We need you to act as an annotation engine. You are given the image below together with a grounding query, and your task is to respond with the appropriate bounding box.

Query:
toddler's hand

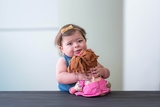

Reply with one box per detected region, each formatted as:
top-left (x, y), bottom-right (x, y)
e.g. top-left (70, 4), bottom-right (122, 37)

top-left (77, 72), bottom-right (92, 80)
top-left (91, 67), bottom-right (104, 78)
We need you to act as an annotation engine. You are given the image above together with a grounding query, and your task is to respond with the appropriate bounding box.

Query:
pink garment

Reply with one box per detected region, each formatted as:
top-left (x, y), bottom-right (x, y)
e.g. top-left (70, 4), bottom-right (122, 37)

top-left (75, 79), bottom-right (110, 97)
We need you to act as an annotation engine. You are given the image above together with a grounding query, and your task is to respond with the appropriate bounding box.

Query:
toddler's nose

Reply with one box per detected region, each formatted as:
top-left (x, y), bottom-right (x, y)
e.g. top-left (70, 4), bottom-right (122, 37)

top-left (74, 42), bottom-right (79, 48)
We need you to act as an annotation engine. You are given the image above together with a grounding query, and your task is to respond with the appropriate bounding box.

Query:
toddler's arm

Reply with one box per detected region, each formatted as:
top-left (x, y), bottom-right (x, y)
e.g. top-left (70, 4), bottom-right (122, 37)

top-left (56, 57), bottom-right (77, 84)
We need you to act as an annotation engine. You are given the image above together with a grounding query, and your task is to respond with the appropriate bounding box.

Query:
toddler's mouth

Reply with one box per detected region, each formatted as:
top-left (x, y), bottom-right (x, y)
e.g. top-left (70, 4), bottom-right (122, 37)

top-left (75, 50), bottom-right (82, 55)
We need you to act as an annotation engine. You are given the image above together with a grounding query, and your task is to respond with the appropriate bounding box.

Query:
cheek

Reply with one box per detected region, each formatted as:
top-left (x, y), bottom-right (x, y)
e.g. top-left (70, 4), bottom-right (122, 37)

top-left (82, 43), bottom-right (87, 48)
top-left (65, 47), bottom-right (73, 52)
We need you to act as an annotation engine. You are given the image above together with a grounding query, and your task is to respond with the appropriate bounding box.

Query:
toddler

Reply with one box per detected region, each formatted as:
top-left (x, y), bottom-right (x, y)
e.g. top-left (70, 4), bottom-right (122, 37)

top-left (54, 24), bottom-right (110, 92)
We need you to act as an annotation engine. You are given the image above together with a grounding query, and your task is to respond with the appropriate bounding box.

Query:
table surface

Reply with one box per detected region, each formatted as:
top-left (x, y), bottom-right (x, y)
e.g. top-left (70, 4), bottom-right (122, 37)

top-left (0, 91), bottom-right (160, 107)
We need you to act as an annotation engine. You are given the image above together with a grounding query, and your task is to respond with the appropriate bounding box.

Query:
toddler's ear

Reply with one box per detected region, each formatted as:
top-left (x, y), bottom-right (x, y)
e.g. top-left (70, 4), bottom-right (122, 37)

top-left (58, 46), bottom-right (64, 53)
top-left (58, 46), bottom-right (62, 50)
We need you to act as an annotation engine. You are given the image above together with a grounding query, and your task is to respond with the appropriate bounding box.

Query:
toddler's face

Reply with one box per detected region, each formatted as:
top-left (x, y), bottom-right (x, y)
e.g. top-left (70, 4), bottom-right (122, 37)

top-left (60, 31), bottom-right (87, 57)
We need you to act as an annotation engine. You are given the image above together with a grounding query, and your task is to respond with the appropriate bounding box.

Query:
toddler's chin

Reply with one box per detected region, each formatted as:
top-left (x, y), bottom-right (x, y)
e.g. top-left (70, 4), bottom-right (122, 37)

top-left (74, 53), bottom-right (80, 56)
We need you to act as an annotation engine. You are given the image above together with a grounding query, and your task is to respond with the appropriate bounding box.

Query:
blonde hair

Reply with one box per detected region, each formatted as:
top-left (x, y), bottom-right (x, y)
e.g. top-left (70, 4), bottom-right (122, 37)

top-left (54, 24), bottom-right (87, 55)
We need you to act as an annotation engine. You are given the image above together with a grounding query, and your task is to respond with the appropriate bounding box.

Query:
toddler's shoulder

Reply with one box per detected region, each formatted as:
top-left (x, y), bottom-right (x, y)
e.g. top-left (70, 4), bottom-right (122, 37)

top-left (57, 57), bottom-right (65, 63)
top-left (56, 57), bottom-right (67, 69)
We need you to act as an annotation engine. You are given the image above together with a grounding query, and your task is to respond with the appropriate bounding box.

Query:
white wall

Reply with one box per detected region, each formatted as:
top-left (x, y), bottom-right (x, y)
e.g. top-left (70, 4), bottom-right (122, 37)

top-left (0, 0), bottom-right (59, 91)
top-left (0, 0), bottom-right (123, 91)
top-left (123, 0), bottom-right (160, 90)
top-left (3, 0), bottom-right (159, 91)
top-left (58, 0), bottom-right (123, 90)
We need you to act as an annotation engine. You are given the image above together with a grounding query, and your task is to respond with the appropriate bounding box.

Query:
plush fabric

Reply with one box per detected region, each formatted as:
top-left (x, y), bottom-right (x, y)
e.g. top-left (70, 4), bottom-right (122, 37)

top-left (75, 79), bottom-right (110, 97)
top-left (68, 49), bottom-right (98, 75)
top-left (67, 49), bottom-right (110, 97)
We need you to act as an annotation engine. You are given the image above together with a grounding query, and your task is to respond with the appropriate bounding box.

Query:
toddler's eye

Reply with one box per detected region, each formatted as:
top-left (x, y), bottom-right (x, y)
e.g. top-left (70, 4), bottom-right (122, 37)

top-left (78, 40), bottom-right (83, 43)
top-left (67, 43), bottom-right (72, 45)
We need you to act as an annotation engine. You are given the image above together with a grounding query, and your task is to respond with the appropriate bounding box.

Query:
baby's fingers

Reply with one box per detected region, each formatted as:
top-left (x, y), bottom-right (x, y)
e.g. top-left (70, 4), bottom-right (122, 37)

top-left (91, 70), bottom-right (98, 74)
top-left (84, 74), bottom-right (92, 80)
top-left (92, 73), bottom-right (99, 78)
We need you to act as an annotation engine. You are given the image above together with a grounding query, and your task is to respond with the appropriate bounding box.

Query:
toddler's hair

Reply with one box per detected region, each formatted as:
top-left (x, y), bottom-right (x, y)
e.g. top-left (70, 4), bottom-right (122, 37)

top-left (54, 24), bottom-right (87, 55)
